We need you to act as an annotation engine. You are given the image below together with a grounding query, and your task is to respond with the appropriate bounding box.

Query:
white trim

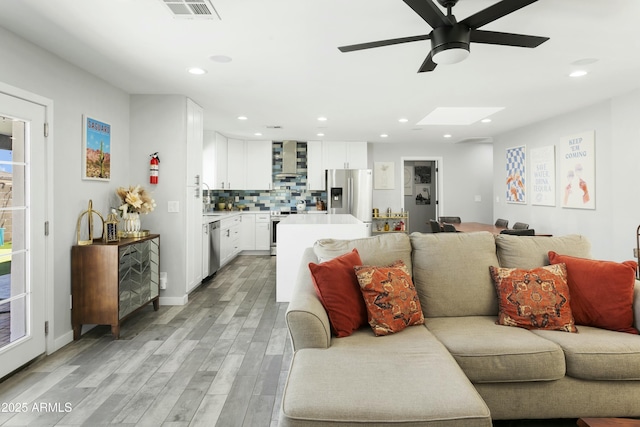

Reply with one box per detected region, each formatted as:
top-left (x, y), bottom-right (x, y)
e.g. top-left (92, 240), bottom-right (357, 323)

top-left (400, 156), bottom-right (444, 217)
top-left (0, 81), bottom-right (55, 356)
top-left (52, 331), bottom-right (73, 353)
top-left (160, 295), bottom-right (189, 306)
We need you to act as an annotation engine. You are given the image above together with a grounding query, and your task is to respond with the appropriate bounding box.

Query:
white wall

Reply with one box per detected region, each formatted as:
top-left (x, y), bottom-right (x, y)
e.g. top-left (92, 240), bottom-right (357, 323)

top-left (493, 94), bottom-right (640, 262)
top-left (130, 95), bottom-right (189, 303)
top-left (0, 27), bottom-right (131, 344)
top-left (370, 142), bottom-right (494, 224)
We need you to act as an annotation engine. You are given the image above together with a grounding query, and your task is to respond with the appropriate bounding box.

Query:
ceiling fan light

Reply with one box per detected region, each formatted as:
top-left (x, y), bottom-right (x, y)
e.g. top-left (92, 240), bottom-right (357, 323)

top-left (432, 44), bottom-right (470, 65)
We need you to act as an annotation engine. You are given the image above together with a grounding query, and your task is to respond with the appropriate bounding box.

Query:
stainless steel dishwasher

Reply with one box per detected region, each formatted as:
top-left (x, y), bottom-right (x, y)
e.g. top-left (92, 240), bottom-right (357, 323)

top-left (209, 221), bottom-right (221, 276)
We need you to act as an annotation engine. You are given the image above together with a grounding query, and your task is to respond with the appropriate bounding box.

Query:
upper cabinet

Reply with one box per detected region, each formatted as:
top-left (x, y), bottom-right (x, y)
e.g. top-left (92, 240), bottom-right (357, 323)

top-left (306, 140), bottom-right (323, 191)
top-left (227, 138), bottom-right (245, 189)
top-left (245, 140), bottom-right (273, 190)
top-left (322, 141), bottom-right (368, 170)
top-left (206, 135), bottom-right (272, 190)
top-left (308, 141), bottom-right (368, 190)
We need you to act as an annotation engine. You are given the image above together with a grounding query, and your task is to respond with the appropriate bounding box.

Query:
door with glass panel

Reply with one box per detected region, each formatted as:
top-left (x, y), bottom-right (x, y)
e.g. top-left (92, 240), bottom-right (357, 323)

top-left (0, 92), bottom-right (46, 378)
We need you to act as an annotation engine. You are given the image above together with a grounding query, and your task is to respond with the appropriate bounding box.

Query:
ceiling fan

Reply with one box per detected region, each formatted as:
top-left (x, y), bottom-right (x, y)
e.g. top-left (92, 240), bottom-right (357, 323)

top-left (338, 0), bottom-right (549, 73)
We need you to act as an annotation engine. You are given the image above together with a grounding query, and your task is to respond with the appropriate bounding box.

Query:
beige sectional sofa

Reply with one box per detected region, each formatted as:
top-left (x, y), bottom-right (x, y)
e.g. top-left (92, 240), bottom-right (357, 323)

top-left (280, 232), bottom-right (640, 426)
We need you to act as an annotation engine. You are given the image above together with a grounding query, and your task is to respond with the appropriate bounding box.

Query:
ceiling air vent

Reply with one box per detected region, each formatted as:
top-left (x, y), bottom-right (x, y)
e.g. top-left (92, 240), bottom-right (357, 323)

top-left (161, 0), bottom-right (221, 19)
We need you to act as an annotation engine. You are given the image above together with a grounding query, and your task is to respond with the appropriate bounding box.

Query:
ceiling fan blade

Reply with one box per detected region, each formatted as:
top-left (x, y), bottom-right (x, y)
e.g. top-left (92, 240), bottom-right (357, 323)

top-left (338, 34), bottom-right (431, 52)
top-left (470, 30), bottom-right (549, 48)
top-left (418, 52), bottom-right (437, 73)
top-left (461, 0), bottom-right (538, 30)
top-left (403, 0), bottom-right (451, 28)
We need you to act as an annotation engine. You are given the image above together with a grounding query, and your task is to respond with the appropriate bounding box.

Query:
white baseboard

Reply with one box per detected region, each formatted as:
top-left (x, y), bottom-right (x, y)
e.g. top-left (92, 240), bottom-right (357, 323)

top-left (160, 295), bottom-right (188, 306)
top-left (50, 330), bottom-right (74, 354)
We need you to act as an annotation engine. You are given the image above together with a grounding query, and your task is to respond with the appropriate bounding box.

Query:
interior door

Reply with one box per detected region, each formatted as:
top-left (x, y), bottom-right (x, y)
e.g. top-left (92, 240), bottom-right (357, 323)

top-left (0, 92), bottom-right (46, 378)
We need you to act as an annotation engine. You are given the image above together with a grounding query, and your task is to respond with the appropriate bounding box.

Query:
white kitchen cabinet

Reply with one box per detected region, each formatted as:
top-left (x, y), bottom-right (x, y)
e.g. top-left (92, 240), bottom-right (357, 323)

top-left (306, 140), bottom-right (324, 190)
top-left (202, 131), bottom-right (216, 189)
top-left (240, 212), bottom-right (270, 252)
top-left (322, 141), bottom-right (368, 170)
top-left (185, 99), bottom-right (204, 294)
top-left (346, 141), bottom-right (368, 169)
top-left (255, 213), bottom-right (270, 250)
top-left (220, 215), bottom-right (241, 267)
top-left (310, 141), bottom-right (368, 190)
top-left (240, 213), bottom-right (256, 251)
top-left (202, 222), bottom-right (210, 279)
top-left (227, 138), bottom-right (245, 190)
top-left (245, 140), bottom-right (273, 190)
top-left (213, 132), bottom-right (229, 190)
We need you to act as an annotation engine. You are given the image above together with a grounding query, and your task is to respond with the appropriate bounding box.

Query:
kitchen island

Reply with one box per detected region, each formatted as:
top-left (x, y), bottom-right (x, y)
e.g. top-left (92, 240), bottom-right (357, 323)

top-left (276, 214), bottom-right (369, 302)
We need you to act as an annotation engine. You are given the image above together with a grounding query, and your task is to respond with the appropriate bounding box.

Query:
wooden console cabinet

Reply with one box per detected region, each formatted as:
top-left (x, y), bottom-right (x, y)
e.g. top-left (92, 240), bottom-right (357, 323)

top-left (71, 234), bottom-right (160, 339)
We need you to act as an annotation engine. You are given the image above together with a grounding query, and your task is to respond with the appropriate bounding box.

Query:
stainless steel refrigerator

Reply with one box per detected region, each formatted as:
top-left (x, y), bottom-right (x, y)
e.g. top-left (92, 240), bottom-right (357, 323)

top-left (325, 169), bottom-right (373, 233)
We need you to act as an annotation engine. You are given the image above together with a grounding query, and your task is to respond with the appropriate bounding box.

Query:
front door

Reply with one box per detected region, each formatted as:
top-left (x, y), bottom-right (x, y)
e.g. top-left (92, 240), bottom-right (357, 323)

top-left (0, 92), bottom-right (46, 378)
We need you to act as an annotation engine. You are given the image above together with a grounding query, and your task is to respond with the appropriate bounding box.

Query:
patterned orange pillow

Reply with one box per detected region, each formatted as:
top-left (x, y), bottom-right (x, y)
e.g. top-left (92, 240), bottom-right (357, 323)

top-left (354, 260), bottom-right (424, 336)
top-left (489, 264), bottom-right (578, 333)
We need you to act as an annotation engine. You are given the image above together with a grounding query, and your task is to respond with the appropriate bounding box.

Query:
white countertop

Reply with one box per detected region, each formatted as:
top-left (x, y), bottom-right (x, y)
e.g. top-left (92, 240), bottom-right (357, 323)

top-left (276, 213), bottom-right (370, 302)
top-left (280, 213), bottom-right (361, 225)
top-left (202, 211), bottom-right (242, 223)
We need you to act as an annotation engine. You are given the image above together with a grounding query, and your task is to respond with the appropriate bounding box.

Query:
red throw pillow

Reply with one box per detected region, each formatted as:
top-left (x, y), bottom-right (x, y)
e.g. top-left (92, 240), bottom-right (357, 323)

top-left (489, 264), bottom-right (577, 333)
top-left (548, 251), bottom-right (638, 334)
top-left (354, 260), bottom-right (424, 336)
top-left (308, 249), bottom-right (368, 337)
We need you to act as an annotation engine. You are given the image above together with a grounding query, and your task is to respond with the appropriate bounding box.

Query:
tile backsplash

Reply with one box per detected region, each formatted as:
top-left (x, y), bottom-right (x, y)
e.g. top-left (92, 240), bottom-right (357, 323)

top-left (208, 141), bottom-right (326, 212)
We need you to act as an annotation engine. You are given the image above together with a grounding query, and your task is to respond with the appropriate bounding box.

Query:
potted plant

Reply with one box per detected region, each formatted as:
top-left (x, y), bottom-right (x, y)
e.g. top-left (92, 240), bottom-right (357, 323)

top-left (217, 197), bottom-right (227, 211)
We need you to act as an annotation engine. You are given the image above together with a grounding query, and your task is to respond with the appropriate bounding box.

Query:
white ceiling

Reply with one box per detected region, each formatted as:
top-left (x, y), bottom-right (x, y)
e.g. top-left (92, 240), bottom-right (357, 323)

top-left (1, 0), bottom-right (639, 144)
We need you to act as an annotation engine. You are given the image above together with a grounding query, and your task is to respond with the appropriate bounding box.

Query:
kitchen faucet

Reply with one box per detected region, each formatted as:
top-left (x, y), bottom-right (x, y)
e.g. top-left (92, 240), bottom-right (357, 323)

top-left (202, 182), bottom-right (211, 207)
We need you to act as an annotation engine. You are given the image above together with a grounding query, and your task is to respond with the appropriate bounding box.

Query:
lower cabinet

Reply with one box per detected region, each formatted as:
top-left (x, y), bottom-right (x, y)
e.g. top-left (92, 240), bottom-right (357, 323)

top-left (71, 235), bottom-right (160, 340)
top-left (220, 215), bottom-right (241, 267)
top-left (255, 213), bottom-right (270, 250)
top-left (241, 212), bottom-right (271, 252)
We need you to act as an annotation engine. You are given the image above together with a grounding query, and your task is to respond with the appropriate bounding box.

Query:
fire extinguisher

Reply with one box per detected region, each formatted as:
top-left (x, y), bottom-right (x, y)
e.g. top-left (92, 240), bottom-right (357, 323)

top-left (150, 152), bottom-right (160, 184)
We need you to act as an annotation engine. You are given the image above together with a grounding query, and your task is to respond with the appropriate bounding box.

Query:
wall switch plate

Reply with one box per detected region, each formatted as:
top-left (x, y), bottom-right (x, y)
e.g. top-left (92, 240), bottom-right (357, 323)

top-left (168, 201), bottom-right (179, 212)
top-left (634, 248), bottom-right (638, 258)
top-left (474, 195), bottom-right (482, 202)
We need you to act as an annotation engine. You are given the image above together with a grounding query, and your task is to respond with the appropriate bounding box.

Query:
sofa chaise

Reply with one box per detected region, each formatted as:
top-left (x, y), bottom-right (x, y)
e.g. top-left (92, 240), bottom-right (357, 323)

top-left (279, 231), bottom-right (640, 426)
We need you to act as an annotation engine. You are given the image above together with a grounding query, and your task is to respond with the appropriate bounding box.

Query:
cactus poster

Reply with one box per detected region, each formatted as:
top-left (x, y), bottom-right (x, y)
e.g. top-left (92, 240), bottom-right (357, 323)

top-left (82, 115), bottom-right (111, 181)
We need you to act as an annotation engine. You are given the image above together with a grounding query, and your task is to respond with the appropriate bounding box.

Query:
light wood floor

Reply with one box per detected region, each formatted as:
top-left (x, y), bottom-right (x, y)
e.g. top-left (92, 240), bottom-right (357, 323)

top-left (0, 255), bottom-right (290, 426)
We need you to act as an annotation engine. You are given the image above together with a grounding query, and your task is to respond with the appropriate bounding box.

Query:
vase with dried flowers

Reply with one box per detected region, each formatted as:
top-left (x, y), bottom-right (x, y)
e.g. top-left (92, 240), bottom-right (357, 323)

top-left (115, 185), bottom-right (156, 236)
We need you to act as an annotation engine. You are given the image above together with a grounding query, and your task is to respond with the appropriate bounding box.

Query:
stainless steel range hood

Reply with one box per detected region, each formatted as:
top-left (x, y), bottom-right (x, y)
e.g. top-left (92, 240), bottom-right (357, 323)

top-left (274, 140), bottom-right (300, 178)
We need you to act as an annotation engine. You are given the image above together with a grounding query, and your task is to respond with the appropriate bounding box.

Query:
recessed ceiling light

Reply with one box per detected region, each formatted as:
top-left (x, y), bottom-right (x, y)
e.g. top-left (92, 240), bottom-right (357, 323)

top-left (254, 132), bottom-right (262, 136)
top-left (210, 55), bottom-right (232, 63)
top-left (237, 116), bottom-right (248, 120)
top-left (443, 134), bottom-right (452, 138)
top-left (317, 133), bottom-right (325, 137)
top-left (569, 70), bottom-right (588, 78)
top-left (317, 117), bottom-right (327, 122)
top-left (481, 118), bottom-right (492, 123)
top-left (187, 67), bottom-right (207, 75)
top-left (380, 134), bottom-right (389, 138)
top-left (398, 118), bottom-right (409, 123)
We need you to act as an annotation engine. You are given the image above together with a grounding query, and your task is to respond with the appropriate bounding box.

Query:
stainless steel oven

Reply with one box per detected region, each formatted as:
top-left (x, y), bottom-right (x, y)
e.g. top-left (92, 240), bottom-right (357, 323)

top-left (270, 211), bottom-right (294, 255)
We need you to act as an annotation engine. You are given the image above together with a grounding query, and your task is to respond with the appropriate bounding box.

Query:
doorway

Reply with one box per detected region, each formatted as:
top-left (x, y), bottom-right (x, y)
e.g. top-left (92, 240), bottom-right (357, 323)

top-left (402, 159), bottom-right (441, 233)
top-left (0, 91), bottom-right (47, 378)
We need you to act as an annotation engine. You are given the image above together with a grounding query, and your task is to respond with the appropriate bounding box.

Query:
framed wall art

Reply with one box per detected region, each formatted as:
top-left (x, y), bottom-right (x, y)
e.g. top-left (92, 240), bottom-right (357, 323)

top-left (530, 145), bottom-right (556, 206)
top-left (374, 161), bottom-right (394, 189)
top-left (505, 145), bottom-right (526, 204)
top-left (560, 130), bottom-right (595, 209)
top-left (82, 115), bottom-right (111, 181)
